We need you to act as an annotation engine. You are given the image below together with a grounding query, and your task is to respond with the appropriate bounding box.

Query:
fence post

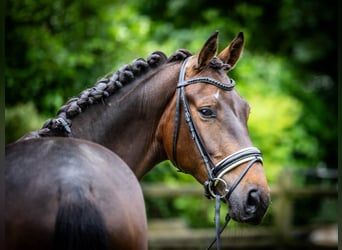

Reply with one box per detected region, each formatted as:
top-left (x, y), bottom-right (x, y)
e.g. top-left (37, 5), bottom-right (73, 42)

top-left (273, 169), bottom-right (293, 244)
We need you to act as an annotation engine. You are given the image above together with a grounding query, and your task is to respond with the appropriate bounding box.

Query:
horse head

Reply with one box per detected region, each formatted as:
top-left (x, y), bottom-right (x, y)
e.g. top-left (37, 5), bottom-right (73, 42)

top-left (158, 32), bottom-right (270, 224)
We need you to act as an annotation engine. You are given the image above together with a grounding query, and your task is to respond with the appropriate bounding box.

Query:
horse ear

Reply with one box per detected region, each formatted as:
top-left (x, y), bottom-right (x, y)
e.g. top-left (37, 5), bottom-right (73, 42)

top-left (217, 32), bottom-right (244, 70)
top-left (197, 31), bottom-right (219, 68)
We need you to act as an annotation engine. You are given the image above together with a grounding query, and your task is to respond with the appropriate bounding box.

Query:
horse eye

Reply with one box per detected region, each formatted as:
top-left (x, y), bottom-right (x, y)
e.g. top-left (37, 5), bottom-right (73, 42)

top-left (198, 107), bottom-right (217, 119)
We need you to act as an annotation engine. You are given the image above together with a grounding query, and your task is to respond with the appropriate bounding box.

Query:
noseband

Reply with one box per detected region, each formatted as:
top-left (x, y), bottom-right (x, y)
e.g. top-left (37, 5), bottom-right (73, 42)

top-left (172, 57), bottom-right (263, 249)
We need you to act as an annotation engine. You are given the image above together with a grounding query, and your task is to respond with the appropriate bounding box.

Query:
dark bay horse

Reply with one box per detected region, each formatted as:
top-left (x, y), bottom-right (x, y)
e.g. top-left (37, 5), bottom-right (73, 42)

top-left (6, 138), bottom-right (147, 250)
top-left (7, 31), bottom-right (270, 249)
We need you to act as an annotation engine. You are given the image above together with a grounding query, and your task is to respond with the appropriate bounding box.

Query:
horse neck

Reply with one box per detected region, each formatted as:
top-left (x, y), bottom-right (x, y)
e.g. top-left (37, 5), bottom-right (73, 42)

top-left (70, 62), bottom-right (180, 179)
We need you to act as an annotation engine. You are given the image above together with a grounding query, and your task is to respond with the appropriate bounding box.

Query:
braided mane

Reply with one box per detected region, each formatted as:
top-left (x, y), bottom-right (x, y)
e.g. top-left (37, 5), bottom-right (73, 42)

top-left (38, 49), bottom-right (192, 137)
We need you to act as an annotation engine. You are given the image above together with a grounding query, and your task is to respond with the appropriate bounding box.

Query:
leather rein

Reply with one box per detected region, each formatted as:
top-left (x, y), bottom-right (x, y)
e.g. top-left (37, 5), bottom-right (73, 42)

top-left (172, 57), bottom-right (263, 249)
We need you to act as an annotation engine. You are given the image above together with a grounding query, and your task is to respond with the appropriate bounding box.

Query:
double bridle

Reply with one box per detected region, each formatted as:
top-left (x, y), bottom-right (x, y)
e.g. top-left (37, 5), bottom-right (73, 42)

top-left (172, 57), bottom-right (263, 249)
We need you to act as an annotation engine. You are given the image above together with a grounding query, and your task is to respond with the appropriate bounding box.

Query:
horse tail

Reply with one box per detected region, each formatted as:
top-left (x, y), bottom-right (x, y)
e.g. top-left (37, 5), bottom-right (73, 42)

top-left (54, 189), bottom-right (109, 250)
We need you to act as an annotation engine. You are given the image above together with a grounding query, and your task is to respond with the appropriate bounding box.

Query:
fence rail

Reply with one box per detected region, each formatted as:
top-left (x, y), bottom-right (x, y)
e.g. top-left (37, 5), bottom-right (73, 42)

top-left (142, 169), bottom-right (338, 249)
top-left (142, 183), bottom-right (337, 198)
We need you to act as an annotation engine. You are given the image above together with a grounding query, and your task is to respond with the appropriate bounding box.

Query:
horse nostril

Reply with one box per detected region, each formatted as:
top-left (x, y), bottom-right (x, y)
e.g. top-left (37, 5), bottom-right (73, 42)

top-left (246, 189), bottom-right (261, 214)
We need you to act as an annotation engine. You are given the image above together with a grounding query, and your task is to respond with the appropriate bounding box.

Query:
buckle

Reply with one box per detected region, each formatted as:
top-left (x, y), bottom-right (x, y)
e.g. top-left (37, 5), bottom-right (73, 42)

top-left (204, 178), bottom-right (229, 199)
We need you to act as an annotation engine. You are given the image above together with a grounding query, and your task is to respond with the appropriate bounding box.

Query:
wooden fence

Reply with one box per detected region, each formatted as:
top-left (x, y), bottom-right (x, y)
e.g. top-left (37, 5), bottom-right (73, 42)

top-left (142, 169), bottom-right (338, 250)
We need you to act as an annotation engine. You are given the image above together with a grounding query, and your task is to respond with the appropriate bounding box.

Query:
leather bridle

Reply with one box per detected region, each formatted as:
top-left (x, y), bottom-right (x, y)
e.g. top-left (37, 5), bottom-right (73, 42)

top-left (172, 57), bottom-right (263, 249)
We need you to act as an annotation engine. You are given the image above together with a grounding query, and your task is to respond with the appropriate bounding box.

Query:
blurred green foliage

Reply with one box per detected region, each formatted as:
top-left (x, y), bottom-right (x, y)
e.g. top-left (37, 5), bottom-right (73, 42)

top-left (5, 103), bottom-right (47, 143)
top-left (5, 0), bottom-right (337, 227)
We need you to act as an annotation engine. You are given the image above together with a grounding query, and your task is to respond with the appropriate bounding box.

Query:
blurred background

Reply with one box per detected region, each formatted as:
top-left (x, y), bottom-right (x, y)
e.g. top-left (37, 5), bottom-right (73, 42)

top-left (5, 0), bottom-right (338, 249)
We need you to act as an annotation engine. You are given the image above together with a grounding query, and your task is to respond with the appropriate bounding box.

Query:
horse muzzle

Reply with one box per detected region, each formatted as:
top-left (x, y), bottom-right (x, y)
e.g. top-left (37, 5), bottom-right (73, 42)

top-left (226, 184), bottom-right (270, 224)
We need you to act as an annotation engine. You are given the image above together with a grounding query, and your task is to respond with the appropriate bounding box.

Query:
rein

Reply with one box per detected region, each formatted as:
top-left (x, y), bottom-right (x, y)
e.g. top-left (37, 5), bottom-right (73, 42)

top-left (172, 57), bottom-right (263, 249)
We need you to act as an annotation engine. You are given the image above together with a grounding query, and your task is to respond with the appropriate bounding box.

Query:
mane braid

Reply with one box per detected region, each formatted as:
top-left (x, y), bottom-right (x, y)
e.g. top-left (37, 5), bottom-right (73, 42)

top-left (38, 49), bottom-right (192, 137)
top-left (209, 57), bottom-right (231, 71)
